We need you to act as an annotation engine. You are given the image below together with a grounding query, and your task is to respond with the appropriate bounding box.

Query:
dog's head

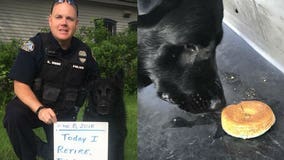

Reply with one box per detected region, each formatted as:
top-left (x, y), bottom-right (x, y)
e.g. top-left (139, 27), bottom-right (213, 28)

top-left (138, 0), bottom-right (225, 113)
top-left (88, 69), bottom-right (124, 115)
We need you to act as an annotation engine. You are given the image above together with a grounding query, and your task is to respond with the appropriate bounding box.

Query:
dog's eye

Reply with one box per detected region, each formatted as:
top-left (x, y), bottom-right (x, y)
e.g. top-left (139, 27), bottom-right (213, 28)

top-left (171, 52), bottom-right (177, 58)
top-left (184, 43), bottom-right (199, 52)
top-left (167, 46), bottom-right (183, 59)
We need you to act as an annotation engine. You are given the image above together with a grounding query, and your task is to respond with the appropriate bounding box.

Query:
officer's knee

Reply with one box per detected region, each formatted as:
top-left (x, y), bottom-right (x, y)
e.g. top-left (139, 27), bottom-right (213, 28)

top-left (4, 99), bottom-right (34, 128)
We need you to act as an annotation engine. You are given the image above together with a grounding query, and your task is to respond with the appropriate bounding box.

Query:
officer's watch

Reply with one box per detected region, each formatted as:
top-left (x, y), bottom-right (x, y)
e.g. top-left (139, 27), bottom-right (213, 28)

top-left (35, 106), bottom-right (45, 115)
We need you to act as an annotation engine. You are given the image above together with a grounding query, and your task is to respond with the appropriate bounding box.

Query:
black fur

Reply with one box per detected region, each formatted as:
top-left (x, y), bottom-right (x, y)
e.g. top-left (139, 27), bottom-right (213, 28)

top-left (138, 0), bottom-right (226, 113)
top-left (83, 69), bottom-right (127, 160)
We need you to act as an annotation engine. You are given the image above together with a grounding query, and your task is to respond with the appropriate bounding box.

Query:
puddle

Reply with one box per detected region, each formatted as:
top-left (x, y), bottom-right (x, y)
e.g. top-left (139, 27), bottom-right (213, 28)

top-left (244, 88), bottom-right (257, 99)
top-left (222, 72), bottom-right (241, 84)
top-left (259, 73), bottom-right (270, 83)
top-left (221, 72), bottom-right (243, 93)
top-left (162, 116), bottom-right (215, 129)
top-left (162, 117), bottom-right (194, 128)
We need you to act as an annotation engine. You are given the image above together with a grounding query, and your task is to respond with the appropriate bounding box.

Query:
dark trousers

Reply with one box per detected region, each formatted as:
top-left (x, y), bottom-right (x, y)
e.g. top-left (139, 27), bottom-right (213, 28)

top-left (3, 97), bottom-right (77, 160)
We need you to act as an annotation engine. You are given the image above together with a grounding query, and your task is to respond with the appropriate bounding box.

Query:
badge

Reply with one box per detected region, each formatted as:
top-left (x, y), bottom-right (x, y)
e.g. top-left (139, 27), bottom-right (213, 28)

top-left (21, 40), bottom-right (34, 52)
top-left (78, 50), bottom-right (87, 63)
top-left (79, 57), bottom-right (86, 63)
top-left (79, 50), bottom-right (87, 57)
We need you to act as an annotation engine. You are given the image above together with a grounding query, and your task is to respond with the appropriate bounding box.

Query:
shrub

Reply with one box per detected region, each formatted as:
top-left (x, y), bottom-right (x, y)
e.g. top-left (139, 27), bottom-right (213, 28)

top-left (76, 19), bottom-right (137, 94)
top-left (0, 40), bottom-right (19, 106)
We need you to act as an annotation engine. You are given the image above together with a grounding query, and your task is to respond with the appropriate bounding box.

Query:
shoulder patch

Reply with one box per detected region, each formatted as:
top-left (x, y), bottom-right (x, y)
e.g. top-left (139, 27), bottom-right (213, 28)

top-left (21, 40), bottom-right (35, 52)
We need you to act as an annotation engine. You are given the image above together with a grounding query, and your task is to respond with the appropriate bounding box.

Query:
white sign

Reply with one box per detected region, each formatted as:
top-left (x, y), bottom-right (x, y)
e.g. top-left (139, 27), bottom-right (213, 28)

top-left (54, 121), bottom-right (108, 160)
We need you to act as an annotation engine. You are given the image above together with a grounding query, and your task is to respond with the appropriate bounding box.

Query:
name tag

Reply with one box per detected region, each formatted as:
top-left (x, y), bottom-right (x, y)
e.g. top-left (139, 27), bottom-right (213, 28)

top-left (47, 60), bottom-right (61, 66)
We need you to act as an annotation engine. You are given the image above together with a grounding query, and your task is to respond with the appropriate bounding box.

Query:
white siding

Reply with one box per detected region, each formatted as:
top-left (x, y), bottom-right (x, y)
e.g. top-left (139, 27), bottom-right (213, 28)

top-left (0, 0), bottom-right (137, 41)
top-left (0, 0), bottom-right (50, 41)
top-left (78, 0), bottom-right (137, 32)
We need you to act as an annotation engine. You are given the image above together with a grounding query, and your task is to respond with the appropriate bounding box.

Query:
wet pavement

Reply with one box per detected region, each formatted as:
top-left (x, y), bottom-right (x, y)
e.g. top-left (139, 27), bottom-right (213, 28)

top-left (138, 24), bottom-right (284, 160)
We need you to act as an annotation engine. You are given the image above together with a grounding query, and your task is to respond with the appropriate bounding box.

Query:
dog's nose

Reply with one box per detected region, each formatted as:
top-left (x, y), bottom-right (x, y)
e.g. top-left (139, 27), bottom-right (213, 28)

top-left (157, 92), bottom-right (175, 104)
top-left (209, 98), bottom-right (224, 111)
top-left (179, 93), bottom-right (225, 113)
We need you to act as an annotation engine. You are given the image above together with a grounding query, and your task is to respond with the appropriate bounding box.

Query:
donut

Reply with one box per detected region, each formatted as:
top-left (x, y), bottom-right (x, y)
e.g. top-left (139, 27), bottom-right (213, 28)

top-left (221, 101), bottom-right (276, 139)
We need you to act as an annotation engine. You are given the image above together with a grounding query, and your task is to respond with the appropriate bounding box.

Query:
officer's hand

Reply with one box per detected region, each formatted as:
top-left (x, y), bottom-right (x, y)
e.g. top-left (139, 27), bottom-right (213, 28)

top-left (38, 107), bottom-right (57, 124)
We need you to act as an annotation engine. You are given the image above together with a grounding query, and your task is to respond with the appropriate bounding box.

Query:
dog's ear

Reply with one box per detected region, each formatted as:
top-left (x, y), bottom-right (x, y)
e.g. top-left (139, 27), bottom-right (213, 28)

top-left (115, 68), bottom-right (124, 79)
top-left (87, 74), bottom-right (99, 89)
top-left (138, 0), bottom-right (181, 27)
top-left (113, 69), bottom-right (124, 89)
top-left (138, 0), bottom-right (163, 15)
top-left (87, 80), bottom-right (95, 92)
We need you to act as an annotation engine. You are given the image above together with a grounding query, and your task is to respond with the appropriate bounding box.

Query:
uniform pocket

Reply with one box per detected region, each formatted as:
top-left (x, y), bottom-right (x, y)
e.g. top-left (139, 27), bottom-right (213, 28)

top-left (62, 88), bottom-right (78, 107)
top-left (42, 84), bottom-right (61, 103)
top-left (64, 88), bottom-right (78, 102)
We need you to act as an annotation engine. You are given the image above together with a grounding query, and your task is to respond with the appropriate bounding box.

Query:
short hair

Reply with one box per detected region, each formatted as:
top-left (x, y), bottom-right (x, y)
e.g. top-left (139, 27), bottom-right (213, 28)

top-left (50, 0), bottom-right (79, 17)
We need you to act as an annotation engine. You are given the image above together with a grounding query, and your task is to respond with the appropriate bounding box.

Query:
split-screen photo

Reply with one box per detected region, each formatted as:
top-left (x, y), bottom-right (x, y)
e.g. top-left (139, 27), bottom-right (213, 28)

top-left (0, 0), bottom-right (284, 160)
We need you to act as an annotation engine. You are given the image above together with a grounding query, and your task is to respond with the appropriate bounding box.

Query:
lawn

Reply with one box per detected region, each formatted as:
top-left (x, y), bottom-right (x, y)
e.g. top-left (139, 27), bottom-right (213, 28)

top-left (0, 94), bottom-right (137, 160)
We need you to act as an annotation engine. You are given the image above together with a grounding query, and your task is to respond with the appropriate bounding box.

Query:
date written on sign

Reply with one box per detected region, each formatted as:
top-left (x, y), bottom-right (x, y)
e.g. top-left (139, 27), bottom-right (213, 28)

top-left (54, 121), bottom-right (108, 160)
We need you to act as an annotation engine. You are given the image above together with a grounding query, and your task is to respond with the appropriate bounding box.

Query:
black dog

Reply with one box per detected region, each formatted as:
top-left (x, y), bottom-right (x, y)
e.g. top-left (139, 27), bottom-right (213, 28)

top-left (83, 69), bottom-right (127, 160)
top-left (138, 0), bottom-right (226, 113)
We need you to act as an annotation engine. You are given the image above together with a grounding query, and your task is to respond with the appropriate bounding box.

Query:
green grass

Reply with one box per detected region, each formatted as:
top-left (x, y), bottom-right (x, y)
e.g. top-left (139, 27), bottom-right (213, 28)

top-left (0, 94), bottom-right (137, 160)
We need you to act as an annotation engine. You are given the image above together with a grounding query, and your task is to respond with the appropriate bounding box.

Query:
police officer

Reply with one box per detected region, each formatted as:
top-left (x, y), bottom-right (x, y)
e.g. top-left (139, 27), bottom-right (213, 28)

top-left (3, 1), bottom-right (99, 159)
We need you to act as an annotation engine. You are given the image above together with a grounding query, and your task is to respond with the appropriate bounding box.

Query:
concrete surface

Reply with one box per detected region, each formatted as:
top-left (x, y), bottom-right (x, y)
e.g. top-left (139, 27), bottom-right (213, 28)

top-left (223, 0), bottom-right (284, 73)
top-left (138, 24), bottom-right (284, 160)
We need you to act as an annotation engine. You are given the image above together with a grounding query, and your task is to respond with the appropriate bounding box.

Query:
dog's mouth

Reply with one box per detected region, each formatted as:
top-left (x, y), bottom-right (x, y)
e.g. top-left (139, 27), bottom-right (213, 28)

top-left (158, 91), bottom-right (225, 113)
top-left (96, 105), bottom-right (110, 115)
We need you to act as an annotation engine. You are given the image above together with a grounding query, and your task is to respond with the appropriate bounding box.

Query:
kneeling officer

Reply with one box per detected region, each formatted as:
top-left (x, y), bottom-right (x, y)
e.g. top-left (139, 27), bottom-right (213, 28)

top-left (3, 1), bottom-right (99, 160)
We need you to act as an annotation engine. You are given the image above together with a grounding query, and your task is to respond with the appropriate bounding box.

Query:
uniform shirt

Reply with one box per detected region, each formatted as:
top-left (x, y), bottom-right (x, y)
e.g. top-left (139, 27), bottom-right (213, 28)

top-left (9, 32), bottom-right (99, 87)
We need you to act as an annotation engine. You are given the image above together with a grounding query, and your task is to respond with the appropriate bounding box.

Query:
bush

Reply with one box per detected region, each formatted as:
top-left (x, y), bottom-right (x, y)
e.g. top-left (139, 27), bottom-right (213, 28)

top-left (0, 40), bottom-right (19, 106)
top-left (76, 19), bottom-right (137, 94)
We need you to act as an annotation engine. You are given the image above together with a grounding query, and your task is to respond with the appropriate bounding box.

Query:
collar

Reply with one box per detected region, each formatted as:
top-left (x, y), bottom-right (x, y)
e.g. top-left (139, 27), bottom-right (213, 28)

top-left (47, 32), bottom-right (78, 56)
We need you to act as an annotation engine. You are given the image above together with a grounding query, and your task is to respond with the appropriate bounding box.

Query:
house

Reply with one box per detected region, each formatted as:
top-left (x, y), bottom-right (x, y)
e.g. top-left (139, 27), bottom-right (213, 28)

top-left (0, 0), bottom-right (137, 41)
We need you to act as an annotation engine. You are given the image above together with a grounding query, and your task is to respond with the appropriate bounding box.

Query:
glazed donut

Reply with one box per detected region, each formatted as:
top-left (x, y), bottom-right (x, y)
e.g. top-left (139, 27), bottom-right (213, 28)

top-left (221, 101), bottom-right (276, 139)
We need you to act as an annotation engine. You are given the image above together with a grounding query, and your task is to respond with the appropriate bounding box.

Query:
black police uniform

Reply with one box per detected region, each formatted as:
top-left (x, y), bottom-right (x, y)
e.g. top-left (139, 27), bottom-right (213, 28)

top-left (3, 32), bottom-right (99, 160)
